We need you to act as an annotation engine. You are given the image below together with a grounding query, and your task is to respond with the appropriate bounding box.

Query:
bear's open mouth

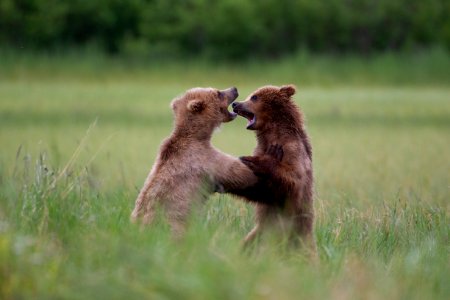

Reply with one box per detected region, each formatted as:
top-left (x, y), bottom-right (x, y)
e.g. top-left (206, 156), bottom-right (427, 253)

top-left (235, 109), bottom-right (255, 129)
top-left (246, 114), bottom-right (256, 129)
top-left (227, 101), bottom-right (238, 120)
top-left (228, 110), bottom-right (238, 120)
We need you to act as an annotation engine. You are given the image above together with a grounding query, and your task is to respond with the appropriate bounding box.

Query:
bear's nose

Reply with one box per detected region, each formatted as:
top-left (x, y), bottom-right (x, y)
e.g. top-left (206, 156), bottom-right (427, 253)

top-left (232, 102), bottom-right (238, 109)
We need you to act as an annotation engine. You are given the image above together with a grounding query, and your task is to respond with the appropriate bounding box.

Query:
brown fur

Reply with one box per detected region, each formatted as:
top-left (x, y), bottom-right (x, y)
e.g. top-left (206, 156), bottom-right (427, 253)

top-left (231, 85), bottom-right (316, 251)
top-left (131, 87), bottom-right (258, 237)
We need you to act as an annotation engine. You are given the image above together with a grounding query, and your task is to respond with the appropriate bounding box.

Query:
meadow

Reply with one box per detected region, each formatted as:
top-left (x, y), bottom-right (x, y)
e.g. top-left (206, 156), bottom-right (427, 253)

top-left (0, 51), bottom-right (449, 299)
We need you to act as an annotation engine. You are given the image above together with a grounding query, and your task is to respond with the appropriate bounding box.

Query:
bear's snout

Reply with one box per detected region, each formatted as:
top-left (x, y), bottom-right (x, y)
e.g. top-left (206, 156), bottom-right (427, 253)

top-left (222, 87), bottom-right (239, 104)
top-left (230, 87), bottom-right (238, 99)
top-left (232, 102), bottom-right (239, 109)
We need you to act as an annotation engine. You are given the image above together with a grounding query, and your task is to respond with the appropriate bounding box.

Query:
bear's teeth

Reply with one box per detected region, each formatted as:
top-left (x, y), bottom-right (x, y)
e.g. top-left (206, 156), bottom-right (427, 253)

top-left (247, 115), bottom-right (256, 127)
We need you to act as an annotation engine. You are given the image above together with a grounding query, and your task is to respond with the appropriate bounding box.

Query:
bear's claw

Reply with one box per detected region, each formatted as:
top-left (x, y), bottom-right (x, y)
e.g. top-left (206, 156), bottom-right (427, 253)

top-left (240, 156), bottom-right (273, 177)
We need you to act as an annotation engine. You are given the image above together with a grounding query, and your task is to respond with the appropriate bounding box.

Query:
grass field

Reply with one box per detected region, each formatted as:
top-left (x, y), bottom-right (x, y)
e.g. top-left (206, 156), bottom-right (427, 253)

top-left (0, 51), bottom-right (449, 299)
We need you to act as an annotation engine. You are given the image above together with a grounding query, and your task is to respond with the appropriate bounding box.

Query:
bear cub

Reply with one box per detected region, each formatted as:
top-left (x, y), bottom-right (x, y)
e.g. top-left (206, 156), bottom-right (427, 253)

top-left (232, 85), bottom-right (315, 251)
top-left (131, 87), bottom-right (258, 236)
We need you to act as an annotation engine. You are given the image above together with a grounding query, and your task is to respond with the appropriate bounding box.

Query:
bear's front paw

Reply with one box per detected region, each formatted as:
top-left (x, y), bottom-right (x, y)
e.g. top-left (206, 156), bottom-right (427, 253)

top-left (240, 156), bottom-right (271, 177)
top-left (239, 156), bottom-right (258, 169)
top-left (214, 182), bottom-right (225, 193)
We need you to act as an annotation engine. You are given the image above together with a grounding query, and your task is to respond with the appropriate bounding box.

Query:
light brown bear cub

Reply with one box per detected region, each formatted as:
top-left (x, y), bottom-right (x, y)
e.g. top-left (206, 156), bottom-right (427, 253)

top-left (232, 85), bottom-right (315, 251)
top-left (131, 87), bottom-right (257, 236)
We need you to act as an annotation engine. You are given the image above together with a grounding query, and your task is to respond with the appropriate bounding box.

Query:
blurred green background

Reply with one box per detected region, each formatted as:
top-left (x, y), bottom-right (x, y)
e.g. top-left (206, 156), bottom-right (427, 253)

top-left (1, 0), bottom-right (449, 59)
top-left (0, 1), bottom-right (449, 299)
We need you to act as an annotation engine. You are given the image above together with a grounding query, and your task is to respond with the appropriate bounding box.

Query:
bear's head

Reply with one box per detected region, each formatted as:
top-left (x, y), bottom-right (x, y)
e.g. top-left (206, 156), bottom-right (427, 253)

top-left (232, 85), bottom-right (298, 131)
top-left (170, 87), bottom-right (238, 138)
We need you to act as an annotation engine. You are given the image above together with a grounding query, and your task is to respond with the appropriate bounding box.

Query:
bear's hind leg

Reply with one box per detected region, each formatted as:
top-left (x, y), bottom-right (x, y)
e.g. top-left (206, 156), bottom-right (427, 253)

top-left (243, 224), bottom-right (261, 246)
top-left (243, 203), bottom-right (274, 246)
top-left (294, 210), bottom-right (317, 257)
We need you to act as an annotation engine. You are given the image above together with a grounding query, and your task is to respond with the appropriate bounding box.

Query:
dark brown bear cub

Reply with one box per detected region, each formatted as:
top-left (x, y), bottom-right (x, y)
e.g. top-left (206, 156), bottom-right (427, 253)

top-left (232, 85), bottom-right (315, 251)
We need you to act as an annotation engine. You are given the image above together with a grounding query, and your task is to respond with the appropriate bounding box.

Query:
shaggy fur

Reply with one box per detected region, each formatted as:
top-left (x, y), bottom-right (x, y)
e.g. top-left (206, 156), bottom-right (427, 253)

top-left (131, 87), bottom-right (258, 236)
top-left (231, 85), bottom-right (316, 250)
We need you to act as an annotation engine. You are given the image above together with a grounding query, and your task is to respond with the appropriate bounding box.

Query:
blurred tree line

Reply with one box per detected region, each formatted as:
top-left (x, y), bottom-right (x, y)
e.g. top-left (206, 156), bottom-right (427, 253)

top-left (0, 0), bottom-right (449, 60)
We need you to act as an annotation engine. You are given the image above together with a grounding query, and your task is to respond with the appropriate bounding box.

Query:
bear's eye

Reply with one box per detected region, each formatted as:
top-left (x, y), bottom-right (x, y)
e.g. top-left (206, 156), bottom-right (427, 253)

top-left (217, 91), bottom-right (224, 99)
top-left (251, 95), bottom-right (258, 101)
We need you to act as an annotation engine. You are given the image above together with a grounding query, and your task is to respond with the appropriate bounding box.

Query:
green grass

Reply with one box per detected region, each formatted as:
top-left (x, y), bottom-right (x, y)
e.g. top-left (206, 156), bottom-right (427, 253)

top-left (0, 52), bottom-right (449, 299)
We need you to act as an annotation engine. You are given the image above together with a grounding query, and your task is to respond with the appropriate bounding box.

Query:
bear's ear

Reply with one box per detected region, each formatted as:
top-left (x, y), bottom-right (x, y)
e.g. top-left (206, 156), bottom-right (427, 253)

top-left (187, 99), bottom-right (206, 113)
top-left (280, 85), bottom-right (296, 97)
